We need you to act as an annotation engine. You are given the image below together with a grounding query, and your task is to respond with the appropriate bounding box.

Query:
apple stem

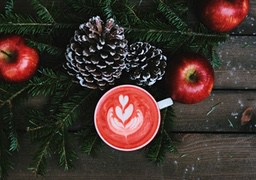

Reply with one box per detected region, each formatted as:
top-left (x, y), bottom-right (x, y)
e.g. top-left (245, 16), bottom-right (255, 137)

top-left (0, 49), bottom-right (12, 58)
top-left (189, 72), bottom-right (198, 83)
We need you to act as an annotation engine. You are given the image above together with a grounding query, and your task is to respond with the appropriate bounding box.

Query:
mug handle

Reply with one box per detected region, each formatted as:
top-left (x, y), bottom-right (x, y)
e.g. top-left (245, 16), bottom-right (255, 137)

top-left (157, 98), bottom-right (173, 110)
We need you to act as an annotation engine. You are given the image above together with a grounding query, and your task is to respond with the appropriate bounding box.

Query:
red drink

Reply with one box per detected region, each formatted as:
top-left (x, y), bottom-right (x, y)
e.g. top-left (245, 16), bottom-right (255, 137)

top-left (94, 85), bottom-right (161, 151)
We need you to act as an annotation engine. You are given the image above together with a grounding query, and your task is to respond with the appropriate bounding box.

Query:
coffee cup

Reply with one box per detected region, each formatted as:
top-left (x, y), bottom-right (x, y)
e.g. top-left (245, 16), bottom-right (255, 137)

top-left (94, 84), bottom-right (173, 151)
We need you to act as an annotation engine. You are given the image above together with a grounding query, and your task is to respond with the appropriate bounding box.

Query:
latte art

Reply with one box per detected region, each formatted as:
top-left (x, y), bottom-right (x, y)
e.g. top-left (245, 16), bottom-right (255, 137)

top-left (94, 85), bottom-right (161, 151)
top-left (107, 95), bottom-right (144, 137)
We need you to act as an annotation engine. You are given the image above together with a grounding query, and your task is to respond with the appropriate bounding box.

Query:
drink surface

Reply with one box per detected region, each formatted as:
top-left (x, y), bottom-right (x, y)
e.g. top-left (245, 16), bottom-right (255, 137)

top-left (94, 85), bottom-right (160, 151)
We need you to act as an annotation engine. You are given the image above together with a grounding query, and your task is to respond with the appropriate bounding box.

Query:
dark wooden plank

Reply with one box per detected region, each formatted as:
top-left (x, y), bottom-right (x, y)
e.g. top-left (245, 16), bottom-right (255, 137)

top-left (7, 133), bottom-right (256, 180)
top-left (215, 36), bottom-right (256, 89)
top-left (167, 133), bottom-right (256, 180)
top-left (173, 90), bottom-right (256, 132)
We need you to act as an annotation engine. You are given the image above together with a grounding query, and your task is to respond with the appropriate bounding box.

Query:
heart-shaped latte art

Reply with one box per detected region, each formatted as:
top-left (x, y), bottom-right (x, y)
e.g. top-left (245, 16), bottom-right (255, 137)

top-left (106, 94), bottom-right (144, 137)
top-left (119, 95), bottom-right (129, 108)
top-left (115, 104), bottom-right (133, 123)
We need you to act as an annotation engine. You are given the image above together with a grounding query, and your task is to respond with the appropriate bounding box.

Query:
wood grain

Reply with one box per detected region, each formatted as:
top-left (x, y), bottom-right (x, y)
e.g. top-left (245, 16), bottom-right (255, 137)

top-left (173, 90), bottom-right (256, 132)
top-left (215, 36), bottom-right (256, 90)
top-left (7, 133), bottom-right (256, 180)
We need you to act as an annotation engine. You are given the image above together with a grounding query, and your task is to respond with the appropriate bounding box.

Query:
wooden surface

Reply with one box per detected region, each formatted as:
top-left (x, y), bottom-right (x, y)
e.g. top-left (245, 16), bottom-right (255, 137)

top-left (6, 0), bottom-right (256, 179)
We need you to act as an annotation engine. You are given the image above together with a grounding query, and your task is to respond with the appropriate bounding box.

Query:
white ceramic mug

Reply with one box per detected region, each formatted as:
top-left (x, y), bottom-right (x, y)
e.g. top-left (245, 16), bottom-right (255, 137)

top-left (94, 84), bottom-right (173, 151)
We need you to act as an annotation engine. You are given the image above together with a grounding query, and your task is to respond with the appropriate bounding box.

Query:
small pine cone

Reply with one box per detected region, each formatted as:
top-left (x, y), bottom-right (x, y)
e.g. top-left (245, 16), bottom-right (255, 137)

top-left (64, 16), bottom-right (128, 90)
top-left (126, 42), bottom-right (167, 86)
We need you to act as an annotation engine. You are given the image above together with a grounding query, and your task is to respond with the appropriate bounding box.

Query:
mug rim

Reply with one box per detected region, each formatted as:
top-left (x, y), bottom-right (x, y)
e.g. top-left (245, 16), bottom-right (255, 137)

top-left (94, 84), bottom-right (161, 151)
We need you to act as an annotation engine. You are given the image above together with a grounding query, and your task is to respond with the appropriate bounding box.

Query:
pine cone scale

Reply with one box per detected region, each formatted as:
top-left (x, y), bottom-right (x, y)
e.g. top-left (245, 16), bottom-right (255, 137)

top-left (126, 42), bottom-right (167, 86)
top-left (64, 16), bottom-right (128, 90)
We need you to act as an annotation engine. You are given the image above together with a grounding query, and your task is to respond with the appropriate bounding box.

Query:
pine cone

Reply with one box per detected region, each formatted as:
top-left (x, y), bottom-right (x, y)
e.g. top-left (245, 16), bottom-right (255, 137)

top-left (126, 42), bottom-right (167, 86)
top-left (64, 16), bottom-right (128, 90)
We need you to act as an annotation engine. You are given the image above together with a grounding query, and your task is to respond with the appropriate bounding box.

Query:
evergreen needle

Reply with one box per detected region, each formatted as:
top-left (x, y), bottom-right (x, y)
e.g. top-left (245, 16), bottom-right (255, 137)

top-left (0, 85), bottom-right (31, 109)
top-left (206, 102), bottom-right (223, 116)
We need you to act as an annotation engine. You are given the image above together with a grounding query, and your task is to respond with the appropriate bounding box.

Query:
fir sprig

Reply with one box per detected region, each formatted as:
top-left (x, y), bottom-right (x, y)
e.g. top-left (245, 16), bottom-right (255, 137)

top-left (57, 130), bottom-right (78, 170)
top-left (4, 0), bottom-right (14, 15)
top-left (65, 0), bottom-right (100, 16)
top-left (100, 0), bottom-right (115, 20)
top-left (2, 107), bottom-right (19, 152)
top-left (28, 68), bottom-right (71, 97)
top-left (146, 107), bottom-right (176, 164)
top-left (26, 39), bottom-right (63, 56)
top-left (77, 128), bottom-right (103, 156)
top-left (0, 130), bottom-right (13, 180)
top-left (125, 22), bottom-right (228, 46)
top-left (158, 1), bottom-right (189, 31)
top-left (27, 89), bottom-right (101, 175)
top-left (0, 14), bottom-right (52, 35)
top-left (30, 0), bottom-right (55, 23)
top-left (28, 132), bottom-right (55, 175)
top-left (0, 82), bottom-right (31, 179)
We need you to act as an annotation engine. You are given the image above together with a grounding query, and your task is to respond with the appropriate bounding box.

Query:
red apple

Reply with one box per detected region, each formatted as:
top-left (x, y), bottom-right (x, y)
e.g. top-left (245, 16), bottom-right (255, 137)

top-left (166, 52), bottom-right (214, 104)
top-left (198, 0), bottom-right (249, 32)
top-left (0, 35), bottom-right (39, 82)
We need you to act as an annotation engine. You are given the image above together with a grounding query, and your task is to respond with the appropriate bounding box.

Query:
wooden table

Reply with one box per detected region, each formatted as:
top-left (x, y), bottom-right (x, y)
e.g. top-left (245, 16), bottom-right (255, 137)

top-left (7, 1), bottom-right (256, 179)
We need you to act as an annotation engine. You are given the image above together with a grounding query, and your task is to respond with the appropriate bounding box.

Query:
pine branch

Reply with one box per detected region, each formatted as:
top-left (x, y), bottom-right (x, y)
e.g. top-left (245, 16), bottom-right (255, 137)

top-left (100, 0), bottom-right (115, 20)
top-left (29, 133), bottom-right (55, 176)
top-left (55, 90), bottom-right (96, 128)
top-left (0, 13), bottom-right (76, 36)
top-left (0, 84), bottom-right (30, 110)
top-left (126, 25), bottom-right (228, 43)
top-left (2, 104), bottom-right (19, 152)
top-left (28, 68), bottom-right (71, 97)
top-left (27, 88), bottom-right (100, 175)
top-left (0, 130), bottom-right (13, 180)
top-left (211, 47), bottom-right (222, 68)
top-left (27, 110), bottom-right (56, 141)
top-left (26, 39), bottom-right (63, 56)
top-left (146, 107), bottom-right (176, 164)
top-left (4, 0), bottom-right (14, 15)
top-left (28, 114), bottom-right (77, 172)
top-left (78, 128), bottom-right (103, 156)
top-left (30, 0), bottom-right (55, 23)
top-left (111, 0), bottom-right (141, 25)
top-left (57, 130), bottom-right (77, 170)
top-left (0, 14), bottom-right (51, 35)
top-left (65, 0), bottom-right (101, 15)
top-left (158, 1), bottom-right (189, 31)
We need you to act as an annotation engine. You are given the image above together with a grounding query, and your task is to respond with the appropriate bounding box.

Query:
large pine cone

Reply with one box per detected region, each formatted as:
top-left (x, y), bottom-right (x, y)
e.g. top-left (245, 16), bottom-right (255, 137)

top-left (64, 16), bottom-right (128, 90)
top-left (126, 42), bottom-right (167, 86)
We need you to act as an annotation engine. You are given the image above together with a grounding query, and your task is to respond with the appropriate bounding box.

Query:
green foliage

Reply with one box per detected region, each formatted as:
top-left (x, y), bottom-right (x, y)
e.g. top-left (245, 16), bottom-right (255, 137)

top-left (28, 68), bottom-right (71, 96)
top-left (2, 108), bottom-right (19, 152)
top-left (27, 88), bottom-right (101, 175)
top-left (111, 0), bottom-right (140, 25)
top-left (65, 0), bottom-right (101, 16)
top-left (4, 0), bottom-right (14, 15)
top-left (100, 0), bottom-right (115, 20)
top-left (0, 130), bottom-right (13, 180)
top-left (211, 47), bottom-right (222, 68)
top-left (26, 39), bottom-right (63, 56)
top-left (146, 107), bottom-right (177, 164)
top-left (158, 1), bottom-right (189, 31)
top-left (0, 0), bottom-right (229, 177)
top-left (30, 0), bottom-right (55, 23)
top-left (0, 14), bottom-right (50, 35)
top-left (77, 128), bottom-right (103, 156)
